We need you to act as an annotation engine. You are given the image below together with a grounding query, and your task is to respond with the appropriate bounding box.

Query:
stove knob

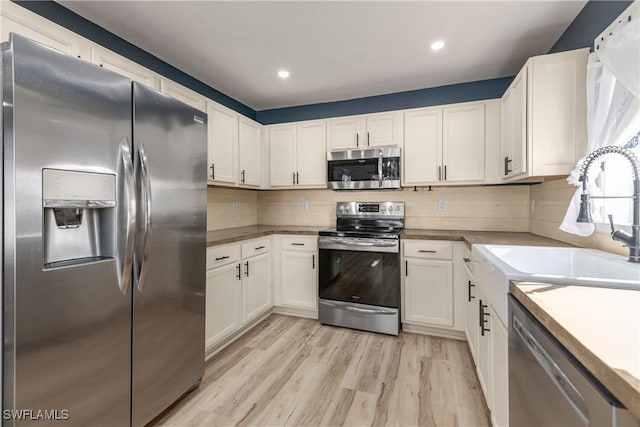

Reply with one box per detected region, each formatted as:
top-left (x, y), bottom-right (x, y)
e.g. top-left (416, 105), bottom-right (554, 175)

top-left (394, 205), bottom-right (400, 212)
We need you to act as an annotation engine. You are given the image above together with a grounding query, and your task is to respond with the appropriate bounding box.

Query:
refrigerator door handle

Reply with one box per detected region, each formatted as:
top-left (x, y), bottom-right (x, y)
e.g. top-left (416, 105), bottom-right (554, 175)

top-left (136, 141), bottom-right (153, 292)
top-left (118, 138), bottom-right (136, 296)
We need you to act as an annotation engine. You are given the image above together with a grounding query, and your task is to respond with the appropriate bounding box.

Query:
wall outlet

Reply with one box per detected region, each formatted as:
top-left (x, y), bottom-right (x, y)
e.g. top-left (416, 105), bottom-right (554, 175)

top-left (301, 199), bottom-right (309, 211)
top-left (232, 200), bottom-right (239, 212)
top-left (530, 199), bottom-right (535, 214)
top-left (438, 200), bottom-right (447, 212)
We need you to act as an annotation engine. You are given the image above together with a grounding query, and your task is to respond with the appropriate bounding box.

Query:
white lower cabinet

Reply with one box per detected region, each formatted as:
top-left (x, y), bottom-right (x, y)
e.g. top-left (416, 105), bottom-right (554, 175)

top-left (402, 240), bottom-right (466, 333)
top-left (404, 259), bottom-right (454, 327)
top-left (476, 294), bottom-right (493, 407)
top-left (277, 236), bottom-right (318, 311)
top-left (205, 262), bottom-right (242, 349)
top-left (463, 247), bottom-right (479, 361)
top-left (205, 239), bottom-right (272, 352)
top-left (242, 252), bottom-right (271, 323)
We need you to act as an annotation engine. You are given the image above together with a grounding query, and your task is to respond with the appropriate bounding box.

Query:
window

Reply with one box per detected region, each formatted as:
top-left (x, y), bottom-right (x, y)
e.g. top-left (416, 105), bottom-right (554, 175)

top-left (598, 130), bottom-right (640, 230)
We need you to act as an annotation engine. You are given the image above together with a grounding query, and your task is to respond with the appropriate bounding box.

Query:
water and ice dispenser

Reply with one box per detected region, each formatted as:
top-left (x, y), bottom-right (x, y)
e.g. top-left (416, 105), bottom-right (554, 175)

top-left (42, 169), bottom-right (117, 268)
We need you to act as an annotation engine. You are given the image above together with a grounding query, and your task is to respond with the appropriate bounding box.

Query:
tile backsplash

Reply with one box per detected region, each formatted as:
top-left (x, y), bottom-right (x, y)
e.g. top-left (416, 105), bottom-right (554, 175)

top-left (529, 179), bottom-right (627, 256)
top-left (207, 187), bottom-right (258, 230)
top-left (258, 186), bottom-right (530, 231)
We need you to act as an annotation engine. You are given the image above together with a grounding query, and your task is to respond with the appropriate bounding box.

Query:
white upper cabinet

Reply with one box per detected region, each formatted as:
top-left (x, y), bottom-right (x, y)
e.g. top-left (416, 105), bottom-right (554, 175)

top-left (207, 102), bottom-right (238, 185)
top-left (442, 103), bottom-right (486, 183)
top-left (90, 45), bottom-right (159, 90)
top-left (269, 121), bottom-right (326, 188)
top-left (269, 124), bottom-right (298, 187)
top-left (328, 116), bottom-right (361, 150)
top-left (296, 121), bottom-right (327, 186)
top-left (364, 111), bottom-right (403, 147)
top-left (160, 79), bottom-right (206, 111)
top-left (403, 101), bottom-right (488, 186)
top-left (403, 108), bottom-right (442, 185)
top-left (0, 1), bottom-right (90, 59)
top-left (501, 48), bottom-right (589, 181)
top-left (238, 117), bottom-right (262, 187)
top-left (328, 111), bottom-right (402, 150)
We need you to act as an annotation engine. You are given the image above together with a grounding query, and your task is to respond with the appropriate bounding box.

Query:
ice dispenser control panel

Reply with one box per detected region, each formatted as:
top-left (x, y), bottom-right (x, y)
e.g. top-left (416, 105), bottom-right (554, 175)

top-left (42, 169), bottom-right (117, 268)
top-left (43, 169), bottom-right (116, 207)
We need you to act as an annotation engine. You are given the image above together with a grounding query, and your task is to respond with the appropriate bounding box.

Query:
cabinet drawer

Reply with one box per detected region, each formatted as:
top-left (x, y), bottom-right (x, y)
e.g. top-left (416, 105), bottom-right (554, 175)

top-left (241, 238), bottom-right (270, 259)
top-left (404, 240), bottom-right (453, 260)
top-left (281, 236), bottom-right (318, 251)
top-left (206, 244), bottom-right (241, 270)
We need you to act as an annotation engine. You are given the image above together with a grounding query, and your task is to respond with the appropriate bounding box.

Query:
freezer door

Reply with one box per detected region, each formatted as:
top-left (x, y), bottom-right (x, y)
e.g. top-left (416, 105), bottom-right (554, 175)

top-left (2, 35), bottom-right (132, 426)
top-left (131, 83), bottom-right (207, 427)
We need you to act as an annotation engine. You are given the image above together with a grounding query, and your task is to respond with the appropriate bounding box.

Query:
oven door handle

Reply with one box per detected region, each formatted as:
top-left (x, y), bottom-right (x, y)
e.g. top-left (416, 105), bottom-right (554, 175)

top-left (343, 305), bottom-right (397, 315)
top-left (330, 239), bottom-right (396, 247)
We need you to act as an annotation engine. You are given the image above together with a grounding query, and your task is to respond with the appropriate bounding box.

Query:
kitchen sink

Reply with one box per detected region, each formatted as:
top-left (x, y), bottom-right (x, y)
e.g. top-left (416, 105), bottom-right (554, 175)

top-left (476, 245), bottom-right (640, 290)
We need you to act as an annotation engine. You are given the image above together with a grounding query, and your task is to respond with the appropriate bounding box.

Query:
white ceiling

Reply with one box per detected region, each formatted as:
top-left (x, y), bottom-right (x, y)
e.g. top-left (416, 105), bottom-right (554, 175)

top-left (59, 1), bottom-right (587, 111)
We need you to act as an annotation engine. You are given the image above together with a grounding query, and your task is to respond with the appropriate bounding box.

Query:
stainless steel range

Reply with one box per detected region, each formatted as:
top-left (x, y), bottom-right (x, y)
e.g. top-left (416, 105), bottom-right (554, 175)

top-left (318, 202), bottom-right (404, 335)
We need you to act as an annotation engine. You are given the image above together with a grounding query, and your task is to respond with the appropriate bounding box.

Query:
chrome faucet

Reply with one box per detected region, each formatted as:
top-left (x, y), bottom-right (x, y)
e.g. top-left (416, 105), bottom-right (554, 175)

top-left (576, 146), bottom-right (640, 263)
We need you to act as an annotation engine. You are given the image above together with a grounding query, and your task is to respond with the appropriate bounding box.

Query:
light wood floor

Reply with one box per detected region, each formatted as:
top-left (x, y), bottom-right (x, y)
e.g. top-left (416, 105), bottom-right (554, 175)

top-left (151, 314), bottom-right (491, 427)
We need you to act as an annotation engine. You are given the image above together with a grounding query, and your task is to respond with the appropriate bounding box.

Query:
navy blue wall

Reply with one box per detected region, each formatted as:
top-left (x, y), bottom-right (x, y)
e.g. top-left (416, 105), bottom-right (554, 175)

top-left (549, 0), bottom-right (633, 53)
top-left (256, 77), bottom-right (514, 125)
top-left (13, 1), bottom-right (256, 120)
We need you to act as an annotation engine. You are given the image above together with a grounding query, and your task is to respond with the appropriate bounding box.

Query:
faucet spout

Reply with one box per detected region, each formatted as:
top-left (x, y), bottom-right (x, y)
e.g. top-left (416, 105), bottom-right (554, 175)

top-left (577, 146), bottom-right (640, 263)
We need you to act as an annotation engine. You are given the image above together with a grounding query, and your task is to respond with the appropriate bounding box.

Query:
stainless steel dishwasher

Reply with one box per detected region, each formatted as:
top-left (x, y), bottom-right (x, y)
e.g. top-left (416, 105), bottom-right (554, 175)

top-left (508, 295), bottom-right (638, 427)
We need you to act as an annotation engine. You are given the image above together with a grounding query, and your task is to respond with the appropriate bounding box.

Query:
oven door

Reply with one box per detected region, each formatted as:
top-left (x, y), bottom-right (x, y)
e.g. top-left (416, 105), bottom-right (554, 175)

top-left (318, 238), bottom-right (399, 308)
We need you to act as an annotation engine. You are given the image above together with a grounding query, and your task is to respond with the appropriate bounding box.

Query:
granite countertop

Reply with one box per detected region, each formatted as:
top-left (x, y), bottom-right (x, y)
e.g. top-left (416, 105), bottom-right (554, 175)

top-left (402, 229), bottom-right (570, 249)
top-left (511, 281), bottom-right (640, 420)
top-left (207, 226), bottom-right (571, 247)
top-left (207, 225), bottom-right (326, 246)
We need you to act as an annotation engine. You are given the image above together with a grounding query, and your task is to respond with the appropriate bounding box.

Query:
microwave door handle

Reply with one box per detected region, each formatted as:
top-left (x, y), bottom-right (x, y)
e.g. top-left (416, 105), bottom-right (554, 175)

top-left (378, 150), bottom-right (383, 187)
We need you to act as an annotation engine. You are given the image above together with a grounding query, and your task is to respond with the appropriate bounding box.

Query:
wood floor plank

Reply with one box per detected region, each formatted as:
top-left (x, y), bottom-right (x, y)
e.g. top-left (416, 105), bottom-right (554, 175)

top-left (151, 315), bottom-right (491, 427)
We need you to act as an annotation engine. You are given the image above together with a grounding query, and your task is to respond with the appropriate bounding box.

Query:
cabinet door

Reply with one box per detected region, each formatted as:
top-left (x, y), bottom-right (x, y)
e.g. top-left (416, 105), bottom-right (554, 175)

top-left (477, 297), bottom-right (493, 409)
top-left (296, 121), bottom-right (326, 186)
top-left (464, 276), bottom-right (478, 361)
top-left (280, 251), bottom-right (317, 309)
top-left (90, 45), bottom-right (159, 89)
top-left (160, 79), bottom-right (206, 111)
top-left (243, 253), bottom-right (272, 323)
top-left (403, 108), bottom-right (442, 185)
top-left (205, 263), bottom-right (242, 349)
top-left (0, 2), bottom-right (90, 59)
top-left (238, 117), bottom-right (262, 187)
top-left (364, 111), bottom-right (403, 147)
top-left (207, 102), bottom-right (238, 184)
top-left (510, 66), bottom-right (528, 177)
top-left (328, 117), bottom-right (361, 150)
top-left (442, 103), bottom-right (486, 183)
top-left (490, 308), bottom-right (509, 427)
top-left (269, 125), bottom-right (298, 187)
top-left (404, 259), bottom-right (454, 327)
top-left (530, 50), bottom-right (588, 175)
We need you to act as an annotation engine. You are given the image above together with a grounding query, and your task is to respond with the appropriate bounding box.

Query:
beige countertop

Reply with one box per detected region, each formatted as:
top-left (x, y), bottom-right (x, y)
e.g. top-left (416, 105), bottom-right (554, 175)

top-left (402, 229), bottom-right (570, 248)
top-left (207, 226), bottom-right (570, 247)
top-left (511, 282), bottom-right (640, 420)
top-left (207, 225), bottom-right (326, 246)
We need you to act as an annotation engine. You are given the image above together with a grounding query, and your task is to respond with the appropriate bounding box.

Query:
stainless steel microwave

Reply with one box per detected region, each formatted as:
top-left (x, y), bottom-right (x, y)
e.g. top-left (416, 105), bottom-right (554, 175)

top-left (327, 147), bottom-right (401, 190)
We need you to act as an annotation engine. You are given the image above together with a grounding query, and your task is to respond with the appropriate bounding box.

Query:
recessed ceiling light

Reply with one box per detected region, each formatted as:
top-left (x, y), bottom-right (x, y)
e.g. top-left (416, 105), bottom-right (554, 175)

top-left (430, 40), bottom-right (445, 51)
top-left (278, 70), bottom-right (290, 79)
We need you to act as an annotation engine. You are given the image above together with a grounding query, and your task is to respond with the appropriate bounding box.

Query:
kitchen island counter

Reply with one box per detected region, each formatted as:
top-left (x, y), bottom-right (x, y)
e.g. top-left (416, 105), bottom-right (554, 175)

top-left (511, 281), bottom-right (640, 421)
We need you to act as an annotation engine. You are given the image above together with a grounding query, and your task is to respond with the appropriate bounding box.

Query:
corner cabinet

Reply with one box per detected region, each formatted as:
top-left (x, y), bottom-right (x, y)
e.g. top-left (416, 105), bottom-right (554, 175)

top-left (328, 111), bottom-right (403, 150)
top-left (501, 48), bottom-right (589, 181)
top-left (238, 117), bottom-right (262, 187)
top-left (268, 121), bottom-right (326, 188)
top-left (205, 239), bottom-right (272, 352)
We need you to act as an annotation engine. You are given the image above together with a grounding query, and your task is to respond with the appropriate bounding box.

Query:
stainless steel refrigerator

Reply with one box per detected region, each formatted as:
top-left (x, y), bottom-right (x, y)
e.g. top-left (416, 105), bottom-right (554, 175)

top-left (1, 34), bottom-right (207, 426)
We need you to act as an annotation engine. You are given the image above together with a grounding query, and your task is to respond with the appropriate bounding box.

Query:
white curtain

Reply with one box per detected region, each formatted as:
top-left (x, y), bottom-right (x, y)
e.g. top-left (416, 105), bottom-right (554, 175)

top-left (560, 10), bottom-right (640, 236)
